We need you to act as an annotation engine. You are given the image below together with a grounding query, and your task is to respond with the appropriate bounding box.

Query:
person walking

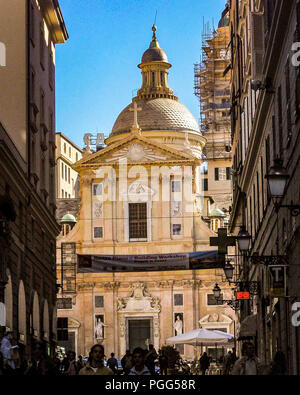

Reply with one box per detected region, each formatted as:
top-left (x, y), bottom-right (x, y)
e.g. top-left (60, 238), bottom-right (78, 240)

top-left (145, 344), bottom-right (158, 375)
top-left (77, 355), bottom-right (84, 371)
top-left (10, 338), bottom-right (21, 374)
top-left (79, 344), bottom-right (113, 375)
top-left (121, 350), bottom-right (133, 375)
top-left (24, 342), bottom-right (56, 376)
top-left (199, 352), bottom-right (210, 375)
top-left (107, 352), bottom-right (118, 374)
top-left (129, 347), bottom-right (151, 375)
top-left (64, 351), bottom-right (79, 375)
top-left (232, 342), bottom-right (262, 375)
top-left (158, 349), bottom-right (168, 376)
top-left (0, 331), bottom-right (15, 371)
top-left (224, 350), bottom-right (237, 375)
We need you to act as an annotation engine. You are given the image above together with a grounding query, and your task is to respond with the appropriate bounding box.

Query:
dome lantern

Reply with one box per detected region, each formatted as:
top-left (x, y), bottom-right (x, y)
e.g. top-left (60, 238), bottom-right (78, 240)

top-left (138, 25), bottom-right (176, 101)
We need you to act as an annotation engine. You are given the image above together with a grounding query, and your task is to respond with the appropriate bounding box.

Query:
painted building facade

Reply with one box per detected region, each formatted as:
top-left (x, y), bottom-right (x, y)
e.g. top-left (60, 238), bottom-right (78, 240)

top-left (56, 26), bottom-right (235, 359)
top-left (0, 0), bottom-right (68, 358)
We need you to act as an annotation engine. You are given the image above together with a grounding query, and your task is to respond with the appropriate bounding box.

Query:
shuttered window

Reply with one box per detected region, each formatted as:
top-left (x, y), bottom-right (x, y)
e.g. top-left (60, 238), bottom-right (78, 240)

top-left (174, 294), bottom-right (183, 306)
top-left (57, 317), bottom-right (68, 341)
top-left (226, 167), bottom-right (231, 180)
top-left (215, 168), bottom-right (219, 181)
top-left (95, 296), bottom-right (104, 308)
top-left (129, 203), bottom-right (147, 239)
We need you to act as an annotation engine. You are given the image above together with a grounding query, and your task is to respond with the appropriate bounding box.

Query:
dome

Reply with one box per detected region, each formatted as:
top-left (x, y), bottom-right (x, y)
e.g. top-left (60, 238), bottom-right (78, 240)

top-left (60, 213), bottom-right (77, 225)
top-left (110, 98), bottom-right (201, 136)
top-left (141, 47), bottom-right (168, 63)
top-left (141, 24), bottom-right (168, 64)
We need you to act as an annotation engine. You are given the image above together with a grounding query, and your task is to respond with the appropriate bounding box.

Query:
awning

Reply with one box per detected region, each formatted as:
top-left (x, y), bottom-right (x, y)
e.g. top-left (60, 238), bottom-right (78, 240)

top-left (238, 314), bottom-right (257, 339)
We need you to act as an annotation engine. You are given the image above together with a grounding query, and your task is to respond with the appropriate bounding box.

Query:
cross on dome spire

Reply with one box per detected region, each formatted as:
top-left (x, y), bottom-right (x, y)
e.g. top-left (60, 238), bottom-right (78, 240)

top-left (129, 100), bottom-right (142, 130)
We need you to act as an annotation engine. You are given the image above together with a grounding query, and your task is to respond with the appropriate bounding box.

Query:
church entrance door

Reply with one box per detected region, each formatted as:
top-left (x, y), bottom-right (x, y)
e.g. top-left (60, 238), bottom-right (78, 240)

top-left (128, 318), bottom-right (152, 351)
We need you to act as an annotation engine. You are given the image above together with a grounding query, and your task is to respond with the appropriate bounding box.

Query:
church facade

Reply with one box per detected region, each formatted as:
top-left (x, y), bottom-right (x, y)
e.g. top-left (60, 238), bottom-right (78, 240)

top-left (56, 26), bottom-right (235, 359)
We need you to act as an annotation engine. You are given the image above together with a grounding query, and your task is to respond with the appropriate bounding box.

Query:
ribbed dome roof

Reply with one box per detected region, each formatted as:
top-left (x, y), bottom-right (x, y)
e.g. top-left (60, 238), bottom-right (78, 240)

top-left (111, 98), bottom-right (201, 136)
top-left (60, 213), bottom-right (77, 224)
top-left (142, 47), bottom-right (168, 63)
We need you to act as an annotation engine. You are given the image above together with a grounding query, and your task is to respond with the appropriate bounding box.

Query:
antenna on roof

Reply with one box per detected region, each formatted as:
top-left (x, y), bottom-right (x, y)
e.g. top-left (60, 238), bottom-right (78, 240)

top-left (154, 10), bottom-right (157, 25)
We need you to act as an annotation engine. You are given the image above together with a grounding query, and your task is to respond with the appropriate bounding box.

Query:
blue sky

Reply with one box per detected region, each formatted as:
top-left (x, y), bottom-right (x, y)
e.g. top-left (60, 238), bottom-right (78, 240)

top-left (56, 0), bottom-right (226, 148)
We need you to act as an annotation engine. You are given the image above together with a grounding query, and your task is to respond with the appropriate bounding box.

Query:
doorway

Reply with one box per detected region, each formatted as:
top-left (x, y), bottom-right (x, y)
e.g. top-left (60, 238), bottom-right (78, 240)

top-left (128, 318), bottom-right (152, 351)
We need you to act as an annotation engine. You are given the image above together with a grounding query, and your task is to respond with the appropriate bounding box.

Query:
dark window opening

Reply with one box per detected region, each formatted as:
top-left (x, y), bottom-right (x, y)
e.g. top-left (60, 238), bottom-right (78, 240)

top-left (129, 203), bottom-right (147, 239)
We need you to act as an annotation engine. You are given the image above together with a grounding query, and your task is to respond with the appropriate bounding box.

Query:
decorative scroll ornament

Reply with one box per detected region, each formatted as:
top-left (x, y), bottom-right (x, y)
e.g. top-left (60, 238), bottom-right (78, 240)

top-left (117, 281), bottom-right (161, 313)
top-left (105, 143), bottom-right (166, 163)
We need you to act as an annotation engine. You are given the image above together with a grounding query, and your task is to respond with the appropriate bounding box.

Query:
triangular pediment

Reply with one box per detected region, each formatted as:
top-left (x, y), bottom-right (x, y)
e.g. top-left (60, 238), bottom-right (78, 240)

top-left (73, 132), bottom-right (195, 170)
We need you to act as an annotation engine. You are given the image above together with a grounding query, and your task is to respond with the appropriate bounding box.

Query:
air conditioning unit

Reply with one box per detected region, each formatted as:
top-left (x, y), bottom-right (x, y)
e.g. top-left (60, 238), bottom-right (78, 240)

top-left (251, 12), bottom-right (265, 81)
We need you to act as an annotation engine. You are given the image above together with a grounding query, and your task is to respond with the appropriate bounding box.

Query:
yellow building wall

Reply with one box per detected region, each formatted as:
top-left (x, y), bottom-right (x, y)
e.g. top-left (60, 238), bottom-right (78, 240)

top-left (0, 0), bottom-right (27, 160)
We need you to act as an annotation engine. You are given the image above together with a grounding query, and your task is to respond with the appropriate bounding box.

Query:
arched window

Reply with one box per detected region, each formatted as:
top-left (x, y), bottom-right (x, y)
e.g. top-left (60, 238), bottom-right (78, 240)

top-left (160, 72), bottom-right (164, 86)
top-left (32, 291), bottom-right (40, 339)
top-left (4, 270), bottom-right (13, 331)
top-left (18, 281), bottom-right (27, 344)
top-left (151, 72), bottom-right (155, 86)
top-left (43, 300), bottom-right (50, 341)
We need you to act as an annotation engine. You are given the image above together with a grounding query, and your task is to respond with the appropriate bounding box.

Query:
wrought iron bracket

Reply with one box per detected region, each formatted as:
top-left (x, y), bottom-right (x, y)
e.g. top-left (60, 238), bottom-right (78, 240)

top-left (218, 299), bottom-right (240, 311)
top-left (249, 255), bottom-right (289, 266)
top-left (274, 203), bottom-right (300, 217)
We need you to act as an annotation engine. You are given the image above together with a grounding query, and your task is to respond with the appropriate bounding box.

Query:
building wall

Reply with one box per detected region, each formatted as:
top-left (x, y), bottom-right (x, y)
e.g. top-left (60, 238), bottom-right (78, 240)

top-left (0, 0), bottom-right (27, 162)
top-left (229, 0), bottom-right (300, 374)
top-left (0, 0), bottom-right (67, 358)
top-left (56, 133), bottom-right (82, 199)
top-left (56, 131), bottom-right (236, 359)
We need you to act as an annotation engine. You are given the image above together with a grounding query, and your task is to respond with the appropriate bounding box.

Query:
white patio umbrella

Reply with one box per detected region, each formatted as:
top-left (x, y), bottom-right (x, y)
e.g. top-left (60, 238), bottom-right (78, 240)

top-left (212, 330), bottom-right (234, 340)
top-left (166, 328), bottom-right (233, 347)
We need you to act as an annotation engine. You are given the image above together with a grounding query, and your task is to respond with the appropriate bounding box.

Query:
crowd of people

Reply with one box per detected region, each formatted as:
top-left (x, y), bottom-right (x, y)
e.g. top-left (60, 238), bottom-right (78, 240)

top-left (0, 331), bottom-right (287, 376)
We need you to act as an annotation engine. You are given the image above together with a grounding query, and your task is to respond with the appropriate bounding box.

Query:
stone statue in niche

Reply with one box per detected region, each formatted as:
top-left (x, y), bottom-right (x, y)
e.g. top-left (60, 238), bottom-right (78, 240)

top-left (174, 314), bottom-right (183, 335)
top-left (94, 315), bottom-right (107, 339)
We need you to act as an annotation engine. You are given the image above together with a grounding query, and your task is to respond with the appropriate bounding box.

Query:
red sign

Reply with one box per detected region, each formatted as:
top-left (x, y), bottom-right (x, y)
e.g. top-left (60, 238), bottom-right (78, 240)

top-left (236, 291), bottom-right (250, 300)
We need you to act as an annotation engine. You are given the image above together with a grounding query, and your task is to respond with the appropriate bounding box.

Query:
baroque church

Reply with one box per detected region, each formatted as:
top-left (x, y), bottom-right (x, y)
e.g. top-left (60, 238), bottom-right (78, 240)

top-left (56, 26), bottom-right (235, 359)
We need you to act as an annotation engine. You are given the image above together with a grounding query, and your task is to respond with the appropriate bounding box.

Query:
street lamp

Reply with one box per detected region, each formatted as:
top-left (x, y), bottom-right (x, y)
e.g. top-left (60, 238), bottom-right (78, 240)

top-left (213, 283), bottom-right (221, 299)
top-left (212, 284), bottom-right (240, 311)
top-left (224, 261), bottom-right (234, 281)
top-left (265, 158), bottom-right (289, 198)
top-left (265, 159), bottom-right (300, 216)
top-left (237, 226), bottom-right (251, 252)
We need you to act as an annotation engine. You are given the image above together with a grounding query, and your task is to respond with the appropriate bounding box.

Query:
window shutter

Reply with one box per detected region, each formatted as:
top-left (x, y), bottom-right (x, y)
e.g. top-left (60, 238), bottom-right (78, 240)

top-left (57, 317), bottom-right (68, 341)
top-left (226, 167), bottom-right (231, 180)
top-left (251, 12), bottom-right (265, 80)
top-left (297, 1), bottom-right (300, 41)
top-left (215, 168), bottom-right (219, 181)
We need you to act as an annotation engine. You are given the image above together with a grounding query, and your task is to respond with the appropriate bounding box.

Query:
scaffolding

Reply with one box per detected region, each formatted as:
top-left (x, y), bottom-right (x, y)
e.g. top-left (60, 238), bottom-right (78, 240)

top-left (194, 17), bottom-right (232, 161)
